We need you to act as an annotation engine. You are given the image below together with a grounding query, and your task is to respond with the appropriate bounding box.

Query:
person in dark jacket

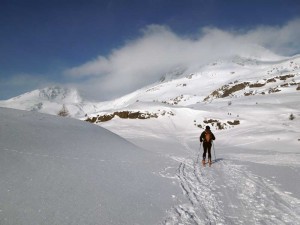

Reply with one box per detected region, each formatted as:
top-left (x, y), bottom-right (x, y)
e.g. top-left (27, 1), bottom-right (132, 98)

top-left (199, 126), bottom-right (216, 165)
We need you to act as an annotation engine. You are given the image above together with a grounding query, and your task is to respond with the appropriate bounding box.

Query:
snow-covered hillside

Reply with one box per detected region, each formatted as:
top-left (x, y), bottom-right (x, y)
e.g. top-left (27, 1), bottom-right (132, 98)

top-left (0, 86), bottom-right (102, 118)
top-left (83, 55), bottom-right (300, 224)
top-left (73, 55), bottom-right (299, 119)
top-left (1, 54), bottom-right (300, 224)
top-left (2, 55), bottom-right (299, 119)
top-left (0, 107), bottom-right (179, 225)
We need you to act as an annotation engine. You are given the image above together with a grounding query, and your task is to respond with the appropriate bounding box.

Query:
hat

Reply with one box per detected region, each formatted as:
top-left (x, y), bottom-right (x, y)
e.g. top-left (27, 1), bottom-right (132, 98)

top-left (205, 126), bottom-right (210, 130)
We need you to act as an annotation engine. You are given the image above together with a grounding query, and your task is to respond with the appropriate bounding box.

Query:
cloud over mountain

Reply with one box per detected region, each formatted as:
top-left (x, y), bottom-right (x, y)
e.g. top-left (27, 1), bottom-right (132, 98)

top-left (66, 19), bottom-right (300, 100)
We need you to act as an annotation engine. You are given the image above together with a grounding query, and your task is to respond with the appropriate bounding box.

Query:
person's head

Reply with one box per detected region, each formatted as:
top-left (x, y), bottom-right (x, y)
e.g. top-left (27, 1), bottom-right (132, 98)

top-left (205, 126), bottom-right (210, 131)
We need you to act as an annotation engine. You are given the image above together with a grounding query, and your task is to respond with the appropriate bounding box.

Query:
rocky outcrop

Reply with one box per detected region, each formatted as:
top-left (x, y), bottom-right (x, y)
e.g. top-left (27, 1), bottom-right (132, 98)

top-left (85, 110), bottom-right (176, 123)
top-left (204, 74), bottom-right (299, 101)
top-left (195, 119), bottom-right (240, 130)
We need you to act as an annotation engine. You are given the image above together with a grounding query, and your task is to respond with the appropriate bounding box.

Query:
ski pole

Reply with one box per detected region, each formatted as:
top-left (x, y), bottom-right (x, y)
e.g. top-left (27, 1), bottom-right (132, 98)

top-left (212, 141), bottom-right (217, 162)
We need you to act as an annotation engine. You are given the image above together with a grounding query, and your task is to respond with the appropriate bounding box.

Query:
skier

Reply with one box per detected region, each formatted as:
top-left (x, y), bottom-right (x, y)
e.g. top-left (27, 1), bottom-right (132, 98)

top-left (199, 126), bottom-right (216, 166)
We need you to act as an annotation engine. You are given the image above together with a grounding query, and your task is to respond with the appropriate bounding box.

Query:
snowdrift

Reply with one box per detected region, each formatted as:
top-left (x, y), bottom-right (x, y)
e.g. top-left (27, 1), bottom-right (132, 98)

top-left (0, 107), bottom-right (176, 225)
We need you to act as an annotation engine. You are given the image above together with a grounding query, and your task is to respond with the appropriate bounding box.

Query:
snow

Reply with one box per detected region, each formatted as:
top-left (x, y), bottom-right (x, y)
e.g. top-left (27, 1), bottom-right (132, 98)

top-left (0, 107), bottom-right (179, 225)
top-left (99, 95), bottom-right (300, 224)
top-left (1, 54), bottom-right (300, 224)
top-left (0, 86), bottom-right (82, 117)
top-left (95, 55), bottom-right (300, 224)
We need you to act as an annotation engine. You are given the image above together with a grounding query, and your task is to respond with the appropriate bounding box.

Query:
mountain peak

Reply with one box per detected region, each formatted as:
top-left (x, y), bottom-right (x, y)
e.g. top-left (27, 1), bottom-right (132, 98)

top-left (0, 86), bottom-right (86, 117)
top-left (8, 86), bottom-right (82, 104)
top-left (38, 86), bottom-right (82, 103)
top-left (160, 67), bottom-right (187, 82)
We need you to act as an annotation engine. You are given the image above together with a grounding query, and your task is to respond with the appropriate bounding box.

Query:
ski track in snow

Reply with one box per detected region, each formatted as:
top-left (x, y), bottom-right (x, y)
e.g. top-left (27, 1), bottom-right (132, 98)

top-left (162, 154), bottom-right (300, 225)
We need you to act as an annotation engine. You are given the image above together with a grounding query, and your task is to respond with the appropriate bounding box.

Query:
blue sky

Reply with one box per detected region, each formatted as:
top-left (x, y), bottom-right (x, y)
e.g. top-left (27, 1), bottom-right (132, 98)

top-left (1, 0), bottom-right (300, 100)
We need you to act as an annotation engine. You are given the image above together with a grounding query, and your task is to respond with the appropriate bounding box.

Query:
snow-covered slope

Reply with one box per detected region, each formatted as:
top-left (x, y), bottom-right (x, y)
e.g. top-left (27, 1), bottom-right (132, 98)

top-left (1, 55), bottom-right (299, 119)
top-left (96, 92), bottom-right (300, 224)
top-left (83, 55), bottom-right (300, 224)
top-left (0, 86), bottom-right (101, 118)
top-left (1, 54), bottom-right (300, 224)
top-left (77, 55), bottom-right (299, 116)
top-left (0, 107), bottom-right (178, 225)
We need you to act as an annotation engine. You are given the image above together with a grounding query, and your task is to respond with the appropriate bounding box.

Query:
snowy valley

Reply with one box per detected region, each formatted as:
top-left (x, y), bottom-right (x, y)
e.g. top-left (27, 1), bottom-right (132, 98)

top-left (0, 54), bottom-right (300, 224)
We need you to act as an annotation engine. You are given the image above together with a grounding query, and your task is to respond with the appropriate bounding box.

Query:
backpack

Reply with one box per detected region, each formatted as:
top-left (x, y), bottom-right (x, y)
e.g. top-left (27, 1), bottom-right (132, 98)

top-left (205, 131), bottom-right (212, 142)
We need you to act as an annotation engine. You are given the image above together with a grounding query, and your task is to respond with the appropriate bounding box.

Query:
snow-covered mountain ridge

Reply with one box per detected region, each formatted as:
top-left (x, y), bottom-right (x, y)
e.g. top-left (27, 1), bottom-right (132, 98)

top-left (0, 86), bottom-right (99, 117)
top-left (80, 55), bottom-right (299, 125)
top-left (82, 54), bottom-right (300, 161)
top-left (1, 55), bottom-right (299, 119)
top-left (7, 86), bottom-right (81, 103)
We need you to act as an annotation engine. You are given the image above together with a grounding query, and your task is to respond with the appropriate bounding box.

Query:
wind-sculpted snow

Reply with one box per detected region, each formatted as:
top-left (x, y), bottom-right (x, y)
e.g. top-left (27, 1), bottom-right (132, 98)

top-left (0, 107), bottom-right (177, 225)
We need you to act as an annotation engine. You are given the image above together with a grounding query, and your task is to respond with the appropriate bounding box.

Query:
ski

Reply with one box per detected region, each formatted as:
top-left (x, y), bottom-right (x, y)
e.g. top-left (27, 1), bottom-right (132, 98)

top-left (201, 160), bottom-right (213, 167)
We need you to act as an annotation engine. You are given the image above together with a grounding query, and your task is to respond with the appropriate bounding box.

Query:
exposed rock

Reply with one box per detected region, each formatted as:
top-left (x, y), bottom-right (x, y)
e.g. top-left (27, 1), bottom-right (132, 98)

top-left (197, 119), bottom-right (240, 130)
top-left (86, 110), bottom-right (171, 123)
top-left (266, 78), bottom-right (276, 83)
top-left (222, 82), bottom-right (250, 98)
top-left (244, 91), bottom-right (254, 96)
top-left (227, 120), bottom-right (240, 125)
top-left (204, 73), bottom-right (299, 102)
top-left (268, 88), bottom-right (281, 94)
top-left (249, 83), bottom-right (265, 88)
top-left (277, 74), bottom-right (295, 80)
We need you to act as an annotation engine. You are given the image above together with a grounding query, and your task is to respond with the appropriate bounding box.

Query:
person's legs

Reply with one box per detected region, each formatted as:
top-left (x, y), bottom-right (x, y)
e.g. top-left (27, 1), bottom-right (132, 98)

top-left (207, 143), bottom-right (212, 161)
top-left (203, 143), bottom-right (208, 160)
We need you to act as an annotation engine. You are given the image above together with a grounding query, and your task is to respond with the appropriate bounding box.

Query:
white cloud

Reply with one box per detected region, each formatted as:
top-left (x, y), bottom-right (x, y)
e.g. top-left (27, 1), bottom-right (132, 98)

top-left (65, 19), bottom-right (300, 100)
top-left (240, 18), bottom-right (300, 55)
